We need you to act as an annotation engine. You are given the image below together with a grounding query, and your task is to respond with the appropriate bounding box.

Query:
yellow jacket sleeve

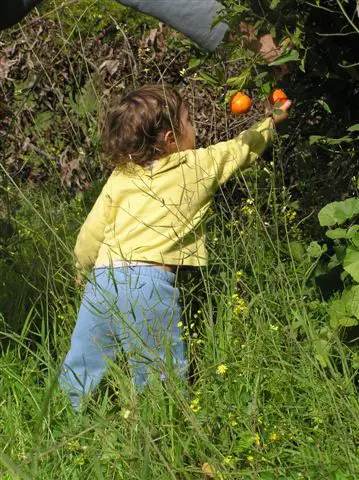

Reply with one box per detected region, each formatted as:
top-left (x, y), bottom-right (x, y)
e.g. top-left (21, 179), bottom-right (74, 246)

top-left (74, 186), bottom-right (112, 272)
top-left (191, 117), bottom-right (275, 189)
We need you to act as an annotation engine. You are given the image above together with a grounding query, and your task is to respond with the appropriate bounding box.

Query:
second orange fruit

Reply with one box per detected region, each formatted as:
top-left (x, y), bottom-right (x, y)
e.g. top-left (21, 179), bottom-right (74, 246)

top-left (230, 92), bottom-right (253, 115)
top-left (269, 89), bottom-right (288, 106)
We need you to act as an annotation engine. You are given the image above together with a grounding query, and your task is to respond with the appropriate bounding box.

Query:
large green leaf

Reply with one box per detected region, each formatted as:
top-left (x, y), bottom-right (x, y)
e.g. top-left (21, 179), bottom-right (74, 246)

top-left (325, 228), bottom-right (347, 239)
top-left (318, 202), bottom-right (338, 226)
top-left (329, 295), bottom-right (359, 328)
top-left (343, 246), bottom-right (359, 282)
top-left (347, 124), bottom-right (359, 132)
top-left (346, 225), bottom-right (359, 238)
top-left (288, 241), bottom-right (306, 262)
top-left (309, 135), bottom-right (352, 146)
top-left (226, 71), bottom-right (251, 89)
top-left (351, 232), bottom-right (359, 249)
top-left (268, 50), bottom-right (299, 66)
top-left (318, 198), bottom-right (359, 226)
top-left (342, 286), bottom-right (359, 319)
top-left (329, 297), bottom-right (348, 328)
top-left (307, 241), bottom-right (326, 258)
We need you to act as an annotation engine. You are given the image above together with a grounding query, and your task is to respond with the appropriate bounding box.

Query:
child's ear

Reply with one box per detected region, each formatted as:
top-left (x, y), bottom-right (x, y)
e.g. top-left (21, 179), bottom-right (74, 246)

top-left (164, 130), bottom-right (176, 149)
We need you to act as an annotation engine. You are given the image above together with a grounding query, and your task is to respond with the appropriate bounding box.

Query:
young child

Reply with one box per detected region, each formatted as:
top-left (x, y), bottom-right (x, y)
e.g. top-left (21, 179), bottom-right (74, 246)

top-left (59, 84), bottom-right (291, 410)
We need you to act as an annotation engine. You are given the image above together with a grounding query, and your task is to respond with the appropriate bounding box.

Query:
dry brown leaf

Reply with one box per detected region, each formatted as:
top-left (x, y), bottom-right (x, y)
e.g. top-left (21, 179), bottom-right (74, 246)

top-left (0, 55), bottom-right (17, 80)
top-left (99, 59), bottom-right (120, 76)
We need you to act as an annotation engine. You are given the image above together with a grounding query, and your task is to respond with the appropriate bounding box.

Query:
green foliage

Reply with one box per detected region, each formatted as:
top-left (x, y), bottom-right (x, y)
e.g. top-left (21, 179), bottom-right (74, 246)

top-left (329, 286), bottom-right (359, 329)
top-left (48, 0), bottom-right (156, 37)
top-left (1, 184), bottom-right (359, 477)
top-left (316, 198), bottom-right (359, 285)
top-left (319, 198), bottom-right (359, 227)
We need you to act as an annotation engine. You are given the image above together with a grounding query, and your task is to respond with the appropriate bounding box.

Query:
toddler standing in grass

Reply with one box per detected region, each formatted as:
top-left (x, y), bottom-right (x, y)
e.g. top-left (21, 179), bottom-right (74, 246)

top-left (59, 84), bottom-right (291, 411)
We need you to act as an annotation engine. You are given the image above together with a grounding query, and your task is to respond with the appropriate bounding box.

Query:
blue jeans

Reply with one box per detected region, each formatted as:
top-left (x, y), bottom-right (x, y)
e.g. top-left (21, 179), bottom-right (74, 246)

top-left (59, 267), bottom-right (185, 410)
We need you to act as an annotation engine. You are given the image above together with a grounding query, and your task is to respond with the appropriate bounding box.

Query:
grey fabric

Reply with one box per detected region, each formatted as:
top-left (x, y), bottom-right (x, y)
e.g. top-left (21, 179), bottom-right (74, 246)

top-left (0, 0), bottom-right (41, 30)
top-left (118, 0), bottom-right (228, 51)
top-left (1, 0), bottom-right (228, 51)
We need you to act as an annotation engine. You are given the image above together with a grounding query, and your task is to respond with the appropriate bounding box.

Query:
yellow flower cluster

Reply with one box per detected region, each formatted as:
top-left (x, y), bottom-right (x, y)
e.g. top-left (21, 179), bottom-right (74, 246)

top-left (231, 293), bottom-right (247, 316)
top-left (236, 270), bottom-right (244, 281)
top-left (227, 412), bottom-right (238, 427)
top-left (190, 390), bottom-right (201, 413)
top-left (241, 198), bottom-right (255, 217)
top-left (178, 312), bottom-right (204, 348)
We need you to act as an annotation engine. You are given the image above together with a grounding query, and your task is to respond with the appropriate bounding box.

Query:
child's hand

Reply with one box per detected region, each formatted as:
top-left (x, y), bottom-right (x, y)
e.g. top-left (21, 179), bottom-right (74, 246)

top-left (271, 99), bottom-right (292, 125)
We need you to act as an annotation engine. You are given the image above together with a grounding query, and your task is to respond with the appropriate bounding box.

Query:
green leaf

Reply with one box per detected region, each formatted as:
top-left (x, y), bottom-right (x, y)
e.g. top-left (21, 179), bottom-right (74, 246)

top-left (325, 228), bottom-right (347, 239)
top-left (327, 253), bottom-right (341, 271)
top-left (309, 134), bottom-right (353, 145)
top-left (288, 241), bottom-right (305, 262)
top-left (334, 245), bottom-right (346, 261)
top-left (237, 432), bottom-right (255, 452)
top-left (34, 111), bottom-right (53, 132)
top-left (261, 82), bottom-right (272, 95)
top-left (307, 241), bottom-right (326, 258)
top-left (188, 57), bottom-right (202, 69)
top-left (226, 71), bottom-right (251, 89)
top-left (342, 286), bottom-right (359, 319)
top-left (329, 298), bottom-right (349, 328)
top-left (350, 232), bottom-right (359, 249)
top-left (198, 72), bottom-right (218, 85)
top-left (255, 71), bottom-right (268, 81)
top-left (313, 338), bottom-right (330, 367)
top-left (78, 77), bottom-right (99, 115)
top-left (309, 135), bottom-right (325, 146)
top-left (316, 100), bottom-right (332, 114)
top-left (340, 317), bottom-right (359, 327)
top-left (343, 246), bottom-right (359, 282)
top-left (318, 198), bottom-right (359, 226)
top-left (336, 198), bottom-right (359, 223)
top-left (268, 50), bottom-right (299, 66)
top-left (270, 0), bottom-right (280, 9)
top-left (347, 124), bottom-right (359, 132)
top-left (319, 202), bottom-right (338, 226)
top-left (346, 225), bottom-right (359, 238)
top-left (326, 136), bottom-right (353, 145)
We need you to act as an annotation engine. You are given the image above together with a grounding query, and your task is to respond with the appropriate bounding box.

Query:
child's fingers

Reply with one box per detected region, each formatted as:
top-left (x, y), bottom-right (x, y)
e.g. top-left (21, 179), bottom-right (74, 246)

top-left (279, 99), bottom-right (292, 113)
top-left (272, 99), bottom-right (292, 125)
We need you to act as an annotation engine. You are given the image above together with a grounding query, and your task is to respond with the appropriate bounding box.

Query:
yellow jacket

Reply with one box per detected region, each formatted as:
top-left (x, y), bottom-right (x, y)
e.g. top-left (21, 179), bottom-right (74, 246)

top-left (74, 117), bottom-right (275, 271)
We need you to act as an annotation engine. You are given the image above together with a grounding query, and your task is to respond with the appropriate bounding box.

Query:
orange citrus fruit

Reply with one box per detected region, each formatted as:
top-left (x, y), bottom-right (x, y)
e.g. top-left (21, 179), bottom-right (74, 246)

top-left (269, 88), bottom-right (288, 107)
top-left (230, 92), bottom-right (253, 115)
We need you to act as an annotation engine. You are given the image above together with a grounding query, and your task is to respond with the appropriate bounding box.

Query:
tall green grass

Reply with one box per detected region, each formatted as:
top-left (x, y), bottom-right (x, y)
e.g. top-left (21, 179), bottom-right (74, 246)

top-left (1, 160), bottom-right (358, 479)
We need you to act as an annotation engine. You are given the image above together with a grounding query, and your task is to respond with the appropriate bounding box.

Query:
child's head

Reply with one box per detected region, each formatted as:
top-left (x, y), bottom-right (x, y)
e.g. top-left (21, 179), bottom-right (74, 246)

top-left (102, 84), bottom-right (195, 168)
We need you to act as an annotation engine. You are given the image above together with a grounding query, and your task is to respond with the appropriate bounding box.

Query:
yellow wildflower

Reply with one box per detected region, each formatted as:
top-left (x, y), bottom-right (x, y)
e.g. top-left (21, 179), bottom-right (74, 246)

top-left (270, 432), bottom-right (279, 441)
top-left (236, 270), bottom-right (244, 279)
top-left (190, 397), bottom-right (201, 413)
top-left (232, 294), bottom-right (247, 316)
top-left (121, 409), bottom-right (131, 419)
top-left (75, 455), bottom-right (85, 466)
top-left (223, 455), bottom-right (234, 466)
top-left (216, 364), bottom-right (228, 375)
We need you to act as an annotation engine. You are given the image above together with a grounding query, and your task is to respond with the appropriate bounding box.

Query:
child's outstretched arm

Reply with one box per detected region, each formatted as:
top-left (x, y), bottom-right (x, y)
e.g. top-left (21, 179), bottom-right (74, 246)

top-left (192, 100), bottom-right (291, 188)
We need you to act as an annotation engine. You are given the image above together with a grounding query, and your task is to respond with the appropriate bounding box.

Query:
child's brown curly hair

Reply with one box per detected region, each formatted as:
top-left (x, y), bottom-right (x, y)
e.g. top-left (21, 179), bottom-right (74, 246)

top-left (101, 84), bottom-right (184, 169)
